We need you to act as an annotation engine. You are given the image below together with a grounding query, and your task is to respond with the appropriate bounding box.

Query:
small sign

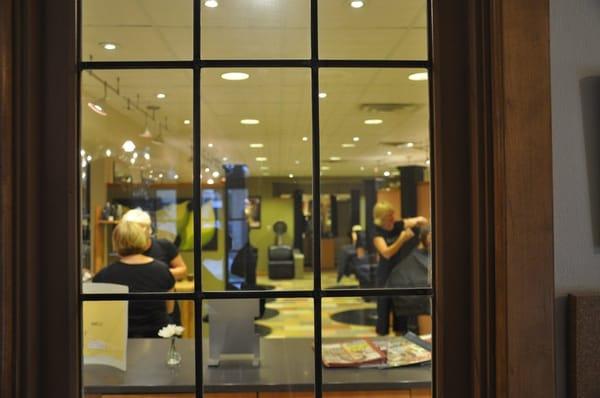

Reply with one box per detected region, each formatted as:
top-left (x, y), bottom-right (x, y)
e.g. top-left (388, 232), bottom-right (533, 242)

top-left (82, 283), bottom-right (128, 371)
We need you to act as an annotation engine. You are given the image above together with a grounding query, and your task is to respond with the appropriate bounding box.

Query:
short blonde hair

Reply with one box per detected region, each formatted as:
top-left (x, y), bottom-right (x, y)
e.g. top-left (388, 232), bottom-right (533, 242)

top-left (373, 202), bottom-right (394, 226)
top-left (112, 222), bottom-right (149, 257)
top-left (121, 208), bottom-right (152, 236)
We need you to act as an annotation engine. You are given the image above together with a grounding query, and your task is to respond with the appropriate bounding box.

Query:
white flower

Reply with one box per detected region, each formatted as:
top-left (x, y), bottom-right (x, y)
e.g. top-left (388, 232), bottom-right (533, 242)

top-left (158, 324), bottom-right (185, 338)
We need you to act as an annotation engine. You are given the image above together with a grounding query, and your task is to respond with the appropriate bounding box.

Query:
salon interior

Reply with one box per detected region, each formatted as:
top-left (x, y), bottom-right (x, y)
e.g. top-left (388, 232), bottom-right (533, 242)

top-left (81, 1), bottom-right (433, 397)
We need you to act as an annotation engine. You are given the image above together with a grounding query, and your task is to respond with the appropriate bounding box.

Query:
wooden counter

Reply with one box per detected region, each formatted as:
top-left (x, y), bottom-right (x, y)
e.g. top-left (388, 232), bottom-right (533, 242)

top-left (84, 338), bottom-right (431, 397)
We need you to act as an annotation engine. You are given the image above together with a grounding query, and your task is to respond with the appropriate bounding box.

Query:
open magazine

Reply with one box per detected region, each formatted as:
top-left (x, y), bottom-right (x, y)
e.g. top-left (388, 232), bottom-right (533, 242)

top-left (321, 332), bottom-right (431, 368)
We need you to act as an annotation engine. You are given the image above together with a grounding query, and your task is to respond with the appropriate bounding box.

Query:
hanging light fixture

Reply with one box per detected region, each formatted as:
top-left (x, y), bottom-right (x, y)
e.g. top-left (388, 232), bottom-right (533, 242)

top-left (140, 114), bottom-right (152, 138)
top-left (87, 81), bottom-right (109, 116)
top-left (152, 122), bottom-right (164, 145)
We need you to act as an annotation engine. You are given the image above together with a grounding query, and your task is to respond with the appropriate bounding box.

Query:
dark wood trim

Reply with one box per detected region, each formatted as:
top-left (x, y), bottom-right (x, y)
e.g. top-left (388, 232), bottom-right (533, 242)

top-left (0, 0), bottom-right (79, 397)
top-left (0, 0), bottom-right (16, 396)
top-left (0, 0), bottom-right (554, 397)
top-left (490, 1), bottom-right (555, 396)
top-left (433, 0), bottom-right (554, 397)
top-left (431, 1), bottom-right (474, 395)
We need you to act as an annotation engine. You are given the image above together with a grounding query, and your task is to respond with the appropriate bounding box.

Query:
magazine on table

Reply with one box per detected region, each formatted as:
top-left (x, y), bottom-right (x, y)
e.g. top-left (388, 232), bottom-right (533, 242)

top-left (321, 332), bottom-right (431, 368)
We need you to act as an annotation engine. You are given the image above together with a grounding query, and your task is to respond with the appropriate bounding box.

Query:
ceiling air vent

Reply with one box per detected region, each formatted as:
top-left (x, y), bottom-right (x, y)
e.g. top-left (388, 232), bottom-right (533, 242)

top-left (359, 103), bottom-right (420, 113)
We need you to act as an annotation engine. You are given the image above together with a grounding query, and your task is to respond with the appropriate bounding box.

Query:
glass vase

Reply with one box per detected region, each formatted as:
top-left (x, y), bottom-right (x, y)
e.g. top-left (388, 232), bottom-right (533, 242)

top-left (166, 337), bottom-right (182, 367)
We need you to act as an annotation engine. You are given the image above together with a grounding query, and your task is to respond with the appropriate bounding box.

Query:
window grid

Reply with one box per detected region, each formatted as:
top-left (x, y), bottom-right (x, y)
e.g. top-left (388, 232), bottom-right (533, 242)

top-left (77, 0), bottom-right (435, 396)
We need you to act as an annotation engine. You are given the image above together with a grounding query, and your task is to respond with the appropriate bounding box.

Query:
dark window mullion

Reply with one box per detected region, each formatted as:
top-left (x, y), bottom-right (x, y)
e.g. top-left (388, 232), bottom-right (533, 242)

top-left (194, 0), bottom-right (203, 397)
top-left (426, 1), bottom-right (436, 396)
top-left (79, 60), bottom-right (430, 72)
top-left (310, 0), bottom-right (322, 397)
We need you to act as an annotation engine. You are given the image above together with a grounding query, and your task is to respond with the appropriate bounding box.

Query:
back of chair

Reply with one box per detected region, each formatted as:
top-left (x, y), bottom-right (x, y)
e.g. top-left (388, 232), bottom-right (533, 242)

top-left (268, 245), bottom-right (293, 261)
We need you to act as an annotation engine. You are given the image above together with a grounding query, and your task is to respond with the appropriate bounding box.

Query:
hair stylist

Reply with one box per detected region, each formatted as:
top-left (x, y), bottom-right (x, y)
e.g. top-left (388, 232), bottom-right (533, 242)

top-left (372, 201), bottom-right (428, 335)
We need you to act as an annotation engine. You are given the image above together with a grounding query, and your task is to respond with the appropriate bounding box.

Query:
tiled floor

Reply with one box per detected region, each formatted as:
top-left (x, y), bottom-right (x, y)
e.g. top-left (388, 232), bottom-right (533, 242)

top-left (255, 272), bottom-right (379, 339)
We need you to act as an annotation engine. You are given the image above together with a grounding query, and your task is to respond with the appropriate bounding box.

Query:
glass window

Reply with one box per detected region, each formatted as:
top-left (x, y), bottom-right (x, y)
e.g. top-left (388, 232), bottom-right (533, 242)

top-left (80, 69), bottom-right (194, 291)
top-left (80, 1), bottom-right (434, 397)
top-left (200, 68), bottom-right (313, 291)
top-left (82, 298), bottom-right (197, 395)
top-left (200, 0), bottom-right (310, 60)
top-left (319, 0), bottom-right (428, 60)
top-left (82, 0), bottom-right (193, 61)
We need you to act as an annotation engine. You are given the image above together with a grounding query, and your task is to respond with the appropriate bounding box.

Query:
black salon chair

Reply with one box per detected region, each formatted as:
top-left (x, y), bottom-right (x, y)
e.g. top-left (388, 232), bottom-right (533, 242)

top-left (268, 245), bottom-right (295, 279)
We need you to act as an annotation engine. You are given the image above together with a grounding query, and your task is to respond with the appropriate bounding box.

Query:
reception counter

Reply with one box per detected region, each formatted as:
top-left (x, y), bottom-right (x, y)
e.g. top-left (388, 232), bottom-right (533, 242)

top-left (84, 338), bottom-right (431, 398)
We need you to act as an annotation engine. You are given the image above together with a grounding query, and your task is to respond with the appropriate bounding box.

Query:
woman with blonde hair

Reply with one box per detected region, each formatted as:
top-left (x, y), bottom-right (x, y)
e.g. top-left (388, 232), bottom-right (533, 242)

top-left (372, 201), bottom-right (427, 335)
top-left (93, 222), bottom-right (175, 337)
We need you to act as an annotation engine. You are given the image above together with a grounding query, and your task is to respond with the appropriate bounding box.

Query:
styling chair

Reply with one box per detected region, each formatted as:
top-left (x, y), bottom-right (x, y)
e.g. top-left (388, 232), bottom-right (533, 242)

top-left (268, 221), bottom-right (295, 279)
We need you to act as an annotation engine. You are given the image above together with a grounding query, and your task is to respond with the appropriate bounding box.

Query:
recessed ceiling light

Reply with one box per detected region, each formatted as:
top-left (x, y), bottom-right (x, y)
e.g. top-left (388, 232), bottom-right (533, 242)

top-left (204, 167), bottom-right (210, 173)
top-left (221, 72), bottom-right (249, 81)
top-left (321, 166), bottom-right (330, 171)
top-left (319, 92), bottom-right (327, 99)
top-left (342, 143), bottom-right (355, 148)
top-left (350, 0), bottom-right (365, 8)
top-left (132, 152), bottom-right (138, 159)
top-left (122, 140), bottom-right (136, 153)
top-left (295, 160), bottom-right (300, 165)
top-left (174, 174), bottom-right (179, 179)
top-left (352, 136), bottom-right (360, 142)
top-left (222, 157), bottom-right (228, 162)
top-left (240, 119), bottom-right (260, 125)
top-left (408, 72), bottom-right (429, 81)
top-left (101, 42), bottom-right (117, 51)
top-left (207, 178), bottom-right (215, 185)
top-left (158, 173), bottom-right (164, 178)
top-left (80, 149), bottom-right (86, 157)
top-left (364, 119), bottom-right (383, 125)
top-left (249, 143), bottom-right (264, 148)
top-left (383, 170), bottom-right (391, 177)
top-left (212, 171), bottom-right (220, 178)
top-left (360, 166), bottom-right (365, 171)
top-left (156, 93), bottom-right (166, 99)
top-left (256, 157), bottom-right (268, 162)
top-left (302, 136), bottom-right (309, 142)
top-left (81, 159), bottom-right (87, 168)
top-left (144, 152), bottom-right (151, 160)
top-left (406, 142), bottom-right (415, 148)
top-left (105, 149), bottom-right (112, 157)
top-left (130, 158), bottom-right (136, 165)
top-left (184, 119), bottom-right (191, 125)
top-left (86, 155), bottom-right (92, 162)
top-left (82, 172), bottom-right (86, 179)
top-left (387, 151), bottom-right (392, 156)
top-left (289, 174), bottom-right (294, 179)
top-left (208, 143), bottom-right (214, 148)
top-left (425, 159), bottom-right (431, 166)
top-left (204, 0), bottom-right (218, 7)
top-left (329, 156), bottom-right (341, 161)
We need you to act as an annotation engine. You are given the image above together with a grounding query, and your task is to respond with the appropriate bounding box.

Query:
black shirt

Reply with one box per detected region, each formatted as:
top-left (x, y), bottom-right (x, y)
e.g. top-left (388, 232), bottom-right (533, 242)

top-left (93, 260), bottom-right (175, 337)
top-left (374, 221), bottom-right (421, 276)
top-left (144, 238), bottom-right (178, 267)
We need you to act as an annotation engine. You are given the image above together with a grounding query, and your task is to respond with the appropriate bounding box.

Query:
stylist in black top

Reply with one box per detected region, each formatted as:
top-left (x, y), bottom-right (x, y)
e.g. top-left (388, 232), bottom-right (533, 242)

top-left (372, 201), bottom-right (428, 335)
top-left (93, 222), bottom-right (175, 337)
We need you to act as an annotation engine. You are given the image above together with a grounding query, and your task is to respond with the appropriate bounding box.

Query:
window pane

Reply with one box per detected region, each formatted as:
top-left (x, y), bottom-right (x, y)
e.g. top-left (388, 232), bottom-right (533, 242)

top-left (200, 0), bottom-right (310, 59)
top-left (82, 0), bottom-right (193, 61)
top-left (318, 68), bottom-right (430, 290)
top-left (322, 296), bottom-right (432, 397)
top-left (200, 68), bottom-right (313, 291)
top-left (203, 298), bottom-right (314, 396)
top-left (319, 0), bottom-right (428, 60)
top-left (80, 69), bottom-right (194, 291)
top-left (82, 297), bottom-right (196, 396)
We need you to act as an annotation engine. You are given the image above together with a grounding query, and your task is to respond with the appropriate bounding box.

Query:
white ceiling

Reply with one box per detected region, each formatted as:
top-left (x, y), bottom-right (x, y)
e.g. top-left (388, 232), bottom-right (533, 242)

top-left (81, 0), bottom-right (430, 181)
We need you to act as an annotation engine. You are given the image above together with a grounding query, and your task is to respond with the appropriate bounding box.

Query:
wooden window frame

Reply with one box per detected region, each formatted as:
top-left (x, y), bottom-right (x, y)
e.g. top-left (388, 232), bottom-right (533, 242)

top-left (0, 0), bottom-right (554, 397)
